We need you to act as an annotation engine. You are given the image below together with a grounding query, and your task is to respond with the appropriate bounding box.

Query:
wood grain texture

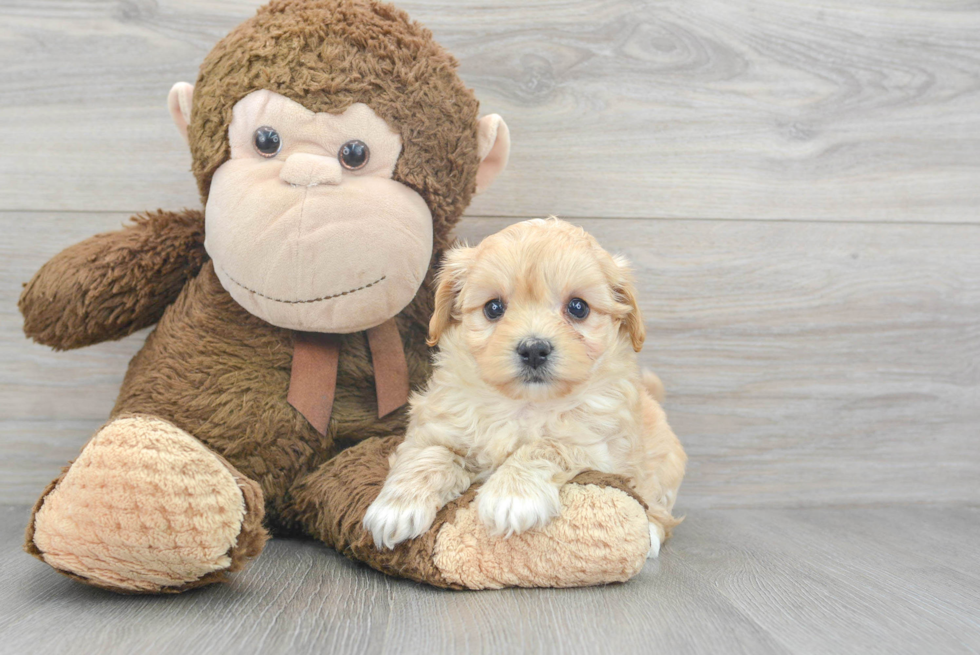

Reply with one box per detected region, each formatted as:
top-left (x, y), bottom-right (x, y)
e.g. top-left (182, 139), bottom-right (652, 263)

top-left (0, 504), bottom-right (393, 655)
top-left (3, 504), bottom-right (978, 654)
top-left (671, 508), bottom-right (980, 655)
top-left (3, 212), bottom-right (978, 507)
top-left (1, 0), bottom-right (979, 221)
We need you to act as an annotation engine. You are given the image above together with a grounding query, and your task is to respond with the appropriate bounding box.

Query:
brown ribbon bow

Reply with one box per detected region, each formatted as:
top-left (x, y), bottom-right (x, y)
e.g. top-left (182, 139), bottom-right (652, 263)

top-left (287, 317), bottom-right (409, 436)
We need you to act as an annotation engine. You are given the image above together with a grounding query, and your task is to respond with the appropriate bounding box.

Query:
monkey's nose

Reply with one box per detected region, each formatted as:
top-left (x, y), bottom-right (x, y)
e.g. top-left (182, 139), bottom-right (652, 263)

top-left (279, 153), bottom-right (343, 187)
top-left (516, 338), bottom-right (553, 370)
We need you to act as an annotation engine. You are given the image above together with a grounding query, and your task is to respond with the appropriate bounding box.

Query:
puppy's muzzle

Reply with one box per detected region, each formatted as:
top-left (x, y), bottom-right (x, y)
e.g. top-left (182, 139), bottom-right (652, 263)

top-left (517, 338), bottom-right (553, 372)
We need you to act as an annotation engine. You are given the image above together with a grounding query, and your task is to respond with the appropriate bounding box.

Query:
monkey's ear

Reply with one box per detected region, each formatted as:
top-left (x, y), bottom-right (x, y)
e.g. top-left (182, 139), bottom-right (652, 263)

top-left (475, 115), bottom-right (510, 195)
top-left (428, 245), bottom-right (475, 346)
top-left (167, 82), bottom-right (195, 143)
top-left (611, 255), bottom-right (646, 352)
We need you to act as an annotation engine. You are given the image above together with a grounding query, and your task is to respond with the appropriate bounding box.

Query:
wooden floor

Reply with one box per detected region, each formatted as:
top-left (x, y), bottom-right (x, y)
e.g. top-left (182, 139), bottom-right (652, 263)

top-left (1, 504), bottom-right (977, 655)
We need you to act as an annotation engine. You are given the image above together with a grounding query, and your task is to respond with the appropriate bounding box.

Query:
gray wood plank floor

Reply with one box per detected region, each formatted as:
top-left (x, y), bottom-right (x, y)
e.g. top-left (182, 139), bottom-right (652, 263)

top-left (2, 504), bottom-right (977, 655)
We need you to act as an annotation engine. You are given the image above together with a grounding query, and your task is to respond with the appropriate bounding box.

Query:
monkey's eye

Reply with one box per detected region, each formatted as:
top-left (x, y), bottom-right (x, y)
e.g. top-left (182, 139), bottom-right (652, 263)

top-left (567, 298), bottom-right (590, 320)
top-left (484, 299), bottom-right (506, 321)
top-left (253, 126), bottom-right (282, 158)
top-left (338, 140), bottom-right (370, 170)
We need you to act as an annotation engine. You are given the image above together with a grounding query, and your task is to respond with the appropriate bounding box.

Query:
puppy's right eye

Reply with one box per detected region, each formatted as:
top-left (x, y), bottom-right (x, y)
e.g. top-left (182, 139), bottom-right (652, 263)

top-left (484, 299), bottom-right (505, 321)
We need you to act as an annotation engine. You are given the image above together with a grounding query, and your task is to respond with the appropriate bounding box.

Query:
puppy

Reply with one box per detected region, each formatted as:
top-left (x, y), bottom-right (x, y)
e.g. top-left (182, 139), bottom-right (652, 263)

top-left (363, 218), bottom-right (686, 557)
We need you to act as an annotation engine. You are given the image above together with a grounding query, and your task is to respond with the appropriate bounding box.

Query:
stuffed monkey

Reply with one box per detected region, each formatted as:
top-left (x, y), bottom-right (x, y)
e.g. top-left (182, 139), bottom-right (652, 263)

top-left (20, 0), bottom-right (653, 593)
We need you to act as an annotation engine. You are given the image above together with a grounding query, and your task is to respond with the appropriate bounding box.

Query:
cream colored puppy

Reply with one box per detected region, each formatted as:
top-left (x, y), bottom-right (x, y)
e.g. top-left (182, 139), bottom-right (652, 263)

top-left (364, 218), bottom-right (686, 557)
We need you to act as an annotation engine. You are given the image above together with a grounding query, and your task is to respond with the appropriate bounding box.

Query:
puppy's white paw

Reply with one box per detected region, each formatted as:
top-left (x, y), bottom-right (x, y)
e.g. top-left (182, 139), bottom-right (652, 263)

top-left (476, 471), bottom-right (561, 537)
top-left (647, 522), bottom-right (663, 559)
top-left (363, 489), bottom-right (438, 550)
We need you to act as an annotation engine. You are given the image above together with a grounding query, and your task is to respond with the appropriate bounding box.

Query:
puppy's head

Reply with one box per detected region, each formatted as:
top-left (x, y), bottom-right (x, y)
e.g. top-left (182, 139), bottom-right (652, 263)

top-left (429, 218), bottom-right (645, 400)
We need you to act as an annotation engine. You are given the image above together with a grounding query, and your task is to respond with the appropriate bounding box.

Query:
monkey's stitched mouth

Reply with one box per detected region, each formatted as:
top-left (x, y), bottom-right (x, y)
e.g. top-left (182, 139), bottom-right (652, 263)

top-left (220, 268), bottom-right (386, 305)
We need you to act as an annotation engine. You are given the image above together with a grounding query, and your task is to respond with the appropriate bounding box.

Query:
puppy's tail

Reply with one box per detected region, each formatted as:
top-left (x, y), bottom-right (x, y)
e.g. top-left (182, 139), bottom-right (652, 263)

top-left (641, 369), bottom-right (665, 403)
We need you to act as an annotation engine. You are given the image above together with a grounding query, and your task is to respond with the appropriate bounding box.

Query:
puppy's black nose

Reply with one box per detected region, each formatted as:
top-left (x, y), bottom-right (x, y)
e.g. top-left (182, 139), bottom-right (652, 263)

top-left (517, 339), bottom-right (552, 370)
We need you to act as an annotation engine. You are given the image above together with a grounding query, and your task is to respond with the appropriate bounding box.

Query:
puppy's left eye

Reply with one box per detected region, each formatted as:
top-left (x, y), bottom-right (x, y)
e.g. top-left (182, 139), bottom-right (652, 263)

top-left (567, 298), bottom-right (590, 320)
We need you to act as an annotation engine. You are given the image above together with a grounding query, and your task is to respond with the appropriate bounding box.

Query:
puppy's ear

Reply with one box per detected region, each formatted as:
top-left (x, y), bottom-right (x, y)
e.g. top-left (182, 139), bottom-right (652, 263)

top-left (428, 245), bottom-right (475, 346)
top-left (611, 255), bottom-right (646, 352)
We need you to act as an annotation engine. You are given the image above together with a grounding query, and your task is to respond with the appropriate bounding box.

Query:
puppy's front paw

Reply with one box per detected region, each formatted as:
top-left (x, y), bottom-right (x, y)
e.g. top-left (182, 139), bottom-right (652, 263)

top-left (363, 488), bottom-right (438, 550)
top-left (476, 470), bottom-right (561, 537)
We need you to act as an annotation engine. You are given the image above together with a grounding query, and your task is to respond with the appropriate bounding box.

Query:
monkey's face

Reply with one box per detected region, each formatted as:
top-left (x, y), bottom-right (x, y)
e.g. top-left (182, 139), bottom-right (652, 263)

top-left (204, 90), bottom-right (433, 333)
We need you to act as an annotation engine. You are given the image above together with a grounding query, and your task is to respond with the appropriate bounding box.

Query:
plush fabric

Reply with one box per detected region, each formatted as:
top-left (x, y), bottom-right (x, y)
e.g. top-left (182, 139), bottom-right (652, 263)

top-left (188, 0), bottom-right (481, 254)
top-left (27, 416), bottom-right (266, 593)
top-left (286, 435), bottom-right (651, 588)
top-left (107, 261), bottom-right (430, 530)
top-left (288, 331), bottom-right (343, 436)
top-left (20, 0), bottom-right (653, 593)
top-left (206, 90), bottom-right (433, 334)
top-left (19, 209), bottom-right (207, 351)
top-left (207, 166), bottom-right (432, 332)
top-left (364, 318), bottom-right (411, 417)
top-left (288, 319), bottom-right (409, 435)
top-left (433, 483), bottom-right (650, 589)
top-left (475, 115), bottom-right (510, 195)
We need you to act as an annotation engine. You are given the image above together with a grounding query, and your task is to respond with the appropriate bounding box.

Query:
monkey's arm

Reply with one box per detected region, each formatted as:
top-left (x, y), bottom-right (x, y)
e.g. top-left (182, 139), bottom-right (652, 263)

top-left (19, 209), bottom-right (207, 350)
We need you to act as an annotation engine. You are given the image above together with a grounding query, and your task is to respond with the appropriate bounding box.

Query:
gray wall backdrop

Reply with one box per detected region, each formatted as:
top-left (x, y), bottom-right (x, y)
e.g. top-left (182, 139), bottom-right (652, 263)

top-left (1, 0), bottom-right (978, 508)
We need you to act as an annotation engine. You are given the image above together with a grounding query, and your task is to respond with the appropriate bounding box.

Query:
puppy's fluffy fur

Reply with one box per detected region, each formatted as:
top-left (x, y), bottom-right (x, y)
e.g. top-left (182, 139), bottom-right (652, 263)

top-left (364, 218), bottom-right (686, 557)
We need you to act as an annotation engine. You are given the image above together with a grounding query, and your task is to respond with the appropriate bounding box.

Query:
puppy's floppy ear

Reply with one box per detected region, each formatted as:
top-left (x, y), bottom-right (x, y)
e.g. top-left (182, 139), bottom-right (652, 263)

top-left (428, 244), bottom-right (475, 346)
top-left (611, 254), bottom-right (646, 352)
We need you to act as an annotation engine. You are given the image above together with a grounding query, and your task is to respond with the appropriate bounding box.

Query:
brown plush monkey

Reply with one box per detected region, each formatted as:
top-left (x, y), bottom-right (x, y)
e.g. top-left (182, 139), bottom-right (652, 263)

top-left (20, 0), bottom-right (653, 593)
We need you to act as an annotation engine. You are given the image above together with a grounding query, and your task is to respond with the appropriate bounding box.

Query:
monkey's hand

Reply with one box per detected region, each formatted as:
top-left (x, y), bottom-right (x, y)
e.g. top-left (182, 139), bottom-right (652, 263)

top-left (19, 208), bottom-right (207, 350)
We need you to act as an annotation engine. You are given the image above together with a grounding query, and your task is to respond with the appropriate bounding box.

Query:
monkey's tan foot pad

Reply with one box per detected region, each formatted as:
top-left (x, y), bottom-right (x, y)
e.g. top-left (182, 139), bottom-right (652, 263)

top-left (25, 415), bottom-right (268, 594)
top-left (289, 436), bottom-right (651, 590)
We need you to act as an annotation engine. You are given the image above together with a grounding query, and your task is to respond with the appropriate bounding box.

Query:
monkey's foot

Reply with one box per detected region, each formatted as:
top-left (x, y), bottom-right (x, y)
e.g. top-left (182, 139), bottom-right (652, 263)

top-left (289, 437), bottom-right (651, 589)
top-left (26, 415), bottom-right (267, 593)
